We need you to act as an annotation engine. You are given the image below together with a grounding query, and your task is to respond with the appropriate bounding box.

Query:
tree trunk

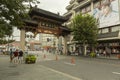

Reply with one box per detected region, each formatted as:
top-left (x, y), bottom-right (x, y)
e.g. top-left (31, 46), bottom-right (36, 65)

top-left (83, 42), bottom-right (87, 56)
top-left (92, 46), bottom-right (95, 53)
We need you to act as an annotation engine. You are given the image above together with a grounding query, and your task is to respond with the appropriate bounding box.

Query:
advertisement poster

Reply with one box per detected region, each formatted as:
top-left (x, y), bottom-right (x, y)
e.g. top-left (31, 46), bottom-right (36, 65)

top-left (93, 0), bottom-right (119, 28)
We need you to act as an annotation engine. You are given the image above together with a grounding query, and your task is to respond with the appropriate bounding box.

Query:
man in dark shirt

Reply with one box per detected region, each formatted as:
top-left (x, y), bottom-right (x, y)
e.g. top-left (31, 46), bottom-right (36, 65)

top-left (18, 50), bottom-right (23, 64)
top-left (13, 49), bottom-right (19, 64)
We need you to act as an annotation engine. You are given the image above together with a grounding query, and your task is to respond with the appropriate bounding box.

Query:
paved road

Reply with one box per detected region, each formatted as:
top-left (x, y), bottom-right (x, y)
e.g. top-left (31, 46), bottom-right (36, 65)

top-left (0, 51), bottom-right (120, 80)
top-left (37, 51), bottom-right (120, 80)
top-left (0, 52), bottom-right (81, 80)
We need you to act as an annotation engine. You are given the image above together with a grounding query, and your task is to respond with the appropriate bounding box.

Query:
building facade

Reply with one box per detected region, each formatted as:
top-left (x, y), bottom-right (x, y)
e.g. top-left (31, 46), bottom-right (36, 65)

top-left (64, 0), bottom-right (120, 55)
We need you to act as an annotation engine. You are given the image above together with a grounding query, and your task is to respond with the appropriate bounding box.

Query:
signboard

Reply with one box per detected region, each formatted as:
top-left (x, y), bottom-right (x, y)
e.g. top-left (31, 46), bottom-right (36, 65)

top-left (93, 0), bottom-right (120, 28)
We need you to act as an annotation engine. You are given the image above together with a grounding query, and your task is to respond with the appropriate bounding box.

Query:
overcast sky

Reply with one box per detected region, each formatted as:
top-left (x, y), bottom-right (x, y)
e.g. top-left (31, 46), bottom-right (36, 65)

top-left (38, 0), bottom-right (70, 15)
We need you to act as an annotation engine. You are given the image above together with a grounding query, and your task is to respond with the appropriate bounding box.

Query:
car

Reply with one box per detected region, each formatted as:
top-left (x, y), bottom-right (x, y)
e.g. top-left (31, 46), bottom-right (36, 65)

top-left (25, 54), bottom-right (36, 64)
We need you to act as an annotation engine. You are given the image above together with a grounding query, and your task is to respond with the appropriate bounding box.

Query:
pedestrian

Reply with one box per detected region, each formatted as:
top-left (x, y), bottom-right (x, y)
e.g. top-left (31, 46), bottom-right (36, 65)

top-left (106, 47), bottom-right (111, 58)
top-left (103, 50), bottom-right (107, 57)
top-left (13, 49), bottom-right (19, 64)
top-left (9, 49), bottom-right (13, 63)
top-left (95, 49), bottom-right (99, 57)
top-left (18, 50), bottom-right (23, 64)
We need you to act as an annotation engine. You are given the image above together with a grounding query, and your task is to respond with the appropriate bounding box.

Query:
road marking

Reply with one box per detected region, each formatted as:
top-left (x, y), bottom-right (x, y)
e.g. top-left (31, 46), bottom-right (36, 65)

top-left (64, 62), bottom-right (76, 66)
top-left (112, 72), bottom-right (120, 75)
top-left (40, 65), bottom-right (82, 80)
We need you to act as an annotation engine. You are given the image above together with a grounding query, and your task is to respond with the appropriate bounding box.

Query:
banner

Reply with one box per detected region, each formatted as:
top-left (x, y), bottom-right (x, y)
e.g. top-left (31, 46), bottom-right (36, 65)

top-left (93, 0), bottom-right (119, 28)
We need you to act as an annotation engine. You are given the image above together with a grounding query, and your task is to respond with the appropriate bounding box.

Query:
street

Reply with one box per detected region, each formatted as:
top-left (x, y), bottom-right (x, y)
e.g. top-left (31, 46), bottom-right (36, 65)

top-left (0, 51), bottom-right (120, 80)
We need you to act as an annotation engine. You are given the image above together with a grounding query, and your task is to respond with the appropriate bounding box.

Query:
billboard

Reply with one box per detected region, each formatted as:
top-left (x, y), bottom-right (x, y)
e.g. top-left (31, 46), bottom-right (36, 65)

top-left (93, 0), bottom-right (119, 28)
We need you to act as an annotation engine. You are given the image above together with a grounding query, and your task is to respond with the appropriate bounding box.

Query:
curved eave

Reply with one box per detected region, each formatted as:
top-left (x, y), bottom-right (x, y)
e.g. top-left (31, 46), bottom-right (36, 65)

top-left (59, 26), bottom-right (71, 36)
top-left (24, 19), bottom-right (38, 27)
top-left (60, 26), bottom-right (71, 31)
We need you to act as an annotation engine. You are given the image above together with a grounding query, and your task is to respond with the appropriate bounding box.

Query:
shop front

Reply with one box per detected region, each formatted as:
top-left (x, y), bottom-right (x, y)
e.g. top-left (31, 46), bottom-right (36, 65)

top-left (97, 31), bottom-right (120, 56)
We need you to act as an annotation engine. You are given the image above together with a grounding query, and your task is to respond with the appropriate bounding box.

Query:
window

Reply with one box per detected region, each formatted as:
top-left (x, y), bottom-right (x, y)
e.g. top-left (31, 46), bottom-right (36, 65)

top-left (41, 22), bottom-right (45, 26)
top-left (101, 0), bottom-right (110, 6)
top-left (98, 29), bottom-right (102, 34)
top-left (81, 8), bottom-right (86, 14)
top-left (48, 24), bottom-right (52, 28)
top-left (111, 26), bottom-right (120, 32)
top-left (86, 5), bottom-right (91, 12)
top-left (76, 11), bottom-right (80, 15)
top-left (102, 28), bottom-right (109, 33)
top-left (81, 4), bottom-right (91, 14)
top-left (108, 27), bottom-right (111, 32)
top-left (93, 1), bottom-right (101, 9)
top-left (46, 23), bottom-right (48, 27)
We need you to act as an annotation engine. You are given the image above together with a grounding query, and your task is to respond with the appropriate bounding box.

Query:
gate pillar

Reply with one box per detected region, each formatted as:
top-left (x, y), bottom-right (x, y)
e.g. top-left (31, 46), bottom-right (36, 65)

top-left (63, 36), bottom-right (68, 55)
top-left (20, 29), bottom-right (25, 51)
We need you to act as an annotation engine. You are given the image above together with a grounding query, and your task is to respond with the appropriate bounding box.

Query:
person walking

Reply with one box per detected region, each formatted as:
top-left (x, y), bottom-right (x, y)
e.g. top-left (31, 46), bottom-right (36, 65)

top-left (13, 49), bottom-right (19, 64)
top-left (103, 50), bottom-right (107, 57)
top-left (9, 49), bottom-right (13, 63)
top-left (18, 50), bottom-right (23, 64)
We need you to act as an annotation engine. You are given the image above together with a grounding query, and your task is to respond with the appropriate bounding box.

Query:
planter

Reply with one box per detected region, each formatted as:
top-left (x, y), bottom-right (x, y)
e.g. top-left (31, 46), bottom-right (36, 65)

top-left (90, 52), bottom-right (96, 58)
top-left (25, 54), bottom-right (36, 64)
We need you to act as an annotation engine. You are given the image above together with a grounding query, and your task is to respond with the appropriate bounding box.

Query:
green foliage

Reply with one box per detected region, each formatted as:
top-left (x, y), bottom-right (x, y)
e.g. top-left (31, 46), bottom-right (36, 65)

top-left (0, 39), bottom-right (15, 44)
top-left (71, 13), bottom-right (98, 45)
top-left (0, 0), bottom-right (40, 38)
top-left (25, 54), bottom-right (36, 63)
top-left (90, 52), bottom-right (96, 57)
top-left (0, 24), bottom-right (13, 38)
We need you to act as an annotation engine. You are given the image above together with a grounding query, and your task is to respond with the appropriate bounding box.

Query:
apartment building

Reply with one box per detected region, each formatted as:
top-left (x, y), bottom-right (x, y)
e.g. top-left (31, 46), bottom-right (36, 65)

top-left (64, 0), bottom-right (120, 55)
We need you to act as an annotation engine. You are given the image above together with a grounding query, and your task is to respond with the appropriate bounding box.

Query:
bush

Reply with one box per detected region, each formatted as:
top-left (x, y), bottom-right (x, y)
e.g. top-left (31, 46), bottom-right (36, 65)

top-left (25, 54), bottom-right (36, 64)
top-left (90, 52), bottom-right (96, 57)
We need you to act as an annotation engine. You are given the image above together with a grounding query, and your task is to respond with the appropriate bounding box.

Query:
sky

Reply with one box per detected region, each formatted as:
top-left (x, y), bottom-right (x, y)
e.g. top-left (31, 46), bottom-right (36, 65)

top-left (37, 0), bottom-right (70, 15)
top-left (13, 0), bottom-right (70, 41)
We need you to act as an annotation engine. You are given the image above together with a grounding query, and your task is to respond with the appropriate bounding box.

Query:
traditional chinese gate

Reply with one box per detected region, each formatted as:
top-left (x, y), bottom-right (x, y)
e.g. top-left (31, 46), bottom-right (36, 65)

top-left (20, 7), bottom-right (70, 54)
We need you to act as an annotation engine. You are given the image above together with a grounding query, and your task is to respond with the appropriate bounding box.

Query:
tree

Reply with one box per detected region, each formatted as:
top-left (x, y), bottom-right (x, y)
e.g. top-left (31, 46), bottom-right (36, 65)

top-left (0, 0), bottom-right (40, 46)
top-left (0, 39), bottom-right (15, 44)
top-left (0, 0), bottom-right (39, 39)
top-left (71, 13), bottom-right (98, 55)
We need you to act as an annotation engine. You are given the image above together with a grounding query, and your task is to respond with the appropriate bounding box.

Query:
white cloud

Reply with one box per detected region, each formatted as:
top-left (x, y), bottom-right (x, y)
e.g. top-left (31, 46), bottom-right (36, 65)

top-left (38, 0), bottom-right (70, 15)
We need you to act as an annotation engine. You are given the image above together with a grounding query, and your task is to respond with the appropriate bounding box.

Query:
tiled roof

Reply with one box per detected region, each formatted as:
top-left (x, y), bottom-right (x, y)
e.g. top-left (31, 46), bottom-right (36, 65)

top-left (29, 7), bottom-right (68, 22)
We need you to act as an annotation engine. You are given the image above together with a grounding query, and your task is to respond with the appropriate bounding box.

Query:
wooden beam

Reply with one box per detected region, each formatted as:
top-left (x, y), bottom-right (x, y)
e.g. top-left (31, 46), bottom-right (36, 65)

top-left (32, 15), bottom-right (62, 24)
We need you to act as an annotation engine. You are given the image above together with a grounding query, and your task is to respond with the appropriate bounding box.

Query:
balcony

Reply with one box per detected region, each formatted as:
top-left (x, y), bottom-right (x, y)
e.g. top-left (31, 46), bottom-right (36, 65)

top-left (70, 0), bottom-right (75, 4)
top-left (97, 31), bottom-right (120, 41)
top-left (63, 11), bottom-right (72, 18)
top-left (66, 4), bottom-right (74, 10)
top-left (77, 0), bottom-right (84, 3)
top-left (73, 0), bottom-right (91, 11)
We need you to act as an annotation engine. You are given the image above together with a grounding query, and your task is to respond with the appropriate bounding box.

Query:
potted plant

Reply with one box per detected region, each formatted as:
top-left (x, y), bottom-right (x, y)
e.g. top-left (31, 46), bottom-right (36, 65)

top-left (90, 52), bottom-right (96, 58)
top-left (25, 54), bottom-right (37, 64)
